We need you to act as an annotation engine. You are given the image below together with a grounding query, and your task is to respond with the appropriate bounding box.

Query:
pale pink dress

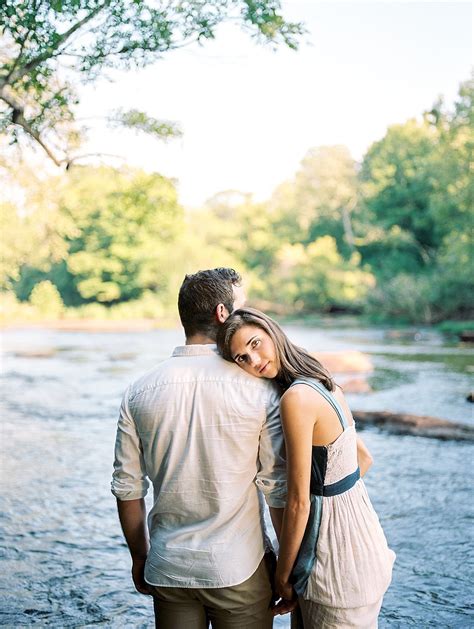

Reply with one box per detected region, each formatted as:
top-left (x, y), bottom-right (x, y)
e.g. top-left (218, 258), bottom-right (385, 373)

top-left (290, 379), bottom-right (396, 628)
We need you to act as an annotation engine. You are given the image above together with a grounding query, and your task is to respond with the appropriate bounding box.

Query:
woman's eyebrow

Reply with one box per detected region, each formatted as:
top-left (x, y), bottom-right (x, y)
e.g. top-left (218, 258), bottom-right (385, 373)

top-left (232, 335), bottom-right (258, 361)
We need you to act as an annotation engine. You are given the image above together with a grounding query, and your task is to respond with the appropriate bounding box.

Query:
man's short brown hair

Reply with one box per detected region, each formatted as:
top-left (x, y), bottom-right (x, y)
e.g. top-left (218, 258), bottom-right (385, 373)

top-left (178, 268), bottom-right (242, 340)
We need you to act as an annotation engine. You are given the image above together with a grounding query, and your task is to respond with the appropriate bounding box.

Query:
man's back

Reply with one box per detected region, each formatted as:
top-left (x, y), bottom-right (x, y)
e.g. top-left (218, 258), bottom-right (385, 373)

top-left (112, 344), bottom-right (285, 588)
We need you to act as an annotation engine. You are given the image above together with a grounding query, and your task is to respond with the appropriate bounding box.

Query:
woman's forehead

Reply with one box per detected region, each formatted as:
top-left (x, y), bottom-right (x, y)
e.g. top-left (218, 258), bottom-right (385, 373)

top-left (231, 325), bottom-right (260, 346)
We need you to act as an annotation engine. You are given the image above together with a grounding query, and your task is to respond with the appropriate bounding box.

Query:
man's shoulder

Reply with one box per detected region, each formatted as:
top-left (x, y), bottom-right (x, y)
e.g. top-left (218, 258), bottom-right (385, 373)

top-left (125, 355), bottom-right (179, 397)
top-left (125, 352), bottom-right (278, 400)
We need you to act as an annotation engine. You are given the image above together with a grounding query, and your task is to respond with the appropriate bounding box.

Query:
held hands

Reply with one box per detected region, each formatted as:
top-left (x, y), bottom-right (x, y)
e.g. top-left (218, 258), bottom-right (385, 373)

top-left (131, 557), bottom-right (152, 596)
top-left (272, 596), bottom-right (298, 616)
top-left (272, 574), bottom-right (298, 616)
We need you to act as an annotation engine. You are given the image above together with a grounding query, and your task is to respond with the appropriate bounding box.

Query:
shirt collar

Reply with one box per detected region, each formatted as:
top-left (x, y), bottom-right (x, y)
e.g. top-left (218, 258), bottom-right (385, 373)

top-left (172, 344), bottom-right (219, 357)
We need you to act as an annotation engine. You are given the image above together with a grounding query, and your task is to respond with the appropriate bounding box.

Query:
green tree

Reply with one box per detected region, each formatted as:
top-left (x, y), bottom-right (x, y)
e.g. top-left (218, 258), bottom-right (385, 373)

top-left (264, 236), bottom-right (374, 313)
top-left (359, 119), bottom-right (439, 275)
top-left (432, 232), bottom-right (474, 320)
top-left (426, 75), bottom-right (473, 240)
top-left (270, 145), bottom-right (359, 257)
top-left (426, 76), bottom-right (474, 319)
top-left (0, 162), bottom-right (75, 291)
top-left (14, 165), bottom-right (184, 305)
top-left (360, 77), bottom-right (473, 320)
top-left (0, 1), bottom-right (303, 165)
top-left (0, 201), bottom-right (28, 289)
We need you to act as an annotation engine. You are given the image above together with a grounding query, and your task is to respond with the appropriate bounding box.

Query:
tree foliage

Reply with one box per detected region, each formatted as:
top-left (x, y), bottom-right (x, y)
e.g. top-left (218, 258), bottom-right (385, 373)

top-left (12, 166), bottom-right (183, 305)
top-left (0, 0), bottom-right (304, 165)
top-left (2, 77), bottom-right (472, 323)
top-left (359, 119), bottom-right (439, 273)
top-left (270, 145), bottom-right (359, 256)
top-left (358, 75), bottom-right (474, 320)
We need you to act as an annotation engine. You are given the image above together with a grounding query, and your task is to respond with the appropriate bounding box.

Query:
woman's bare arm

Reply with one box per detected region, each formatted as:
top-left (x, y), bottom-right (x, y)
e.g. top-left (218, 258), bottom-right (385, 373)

top-left (275, 386), bottom-right (315, 601)
top-left (357, 436), bottom-right (373, 477)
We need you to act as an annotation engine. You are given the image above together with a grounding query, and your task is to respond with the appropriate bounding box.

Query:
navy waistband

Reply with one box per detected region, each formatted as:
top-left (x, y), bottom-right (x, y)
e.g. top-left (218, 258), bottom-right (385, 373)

top-left (311, 467), bottom-right (360, 497)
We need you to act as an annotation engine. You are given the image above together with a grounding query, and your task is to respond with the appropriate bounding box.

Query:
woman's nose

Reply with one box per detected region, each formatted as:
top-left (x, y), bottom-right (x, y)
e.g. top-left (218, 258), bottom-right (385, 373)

top-left (249, 352), bottom-right (261, 368)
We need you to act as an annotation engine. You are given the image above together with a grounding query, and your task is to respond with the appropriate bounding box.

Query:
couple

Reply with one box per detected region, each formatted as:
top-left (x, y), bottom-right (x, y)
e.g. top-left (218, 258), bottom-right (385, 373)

top-left (111, 268), bottom-right (395, 628)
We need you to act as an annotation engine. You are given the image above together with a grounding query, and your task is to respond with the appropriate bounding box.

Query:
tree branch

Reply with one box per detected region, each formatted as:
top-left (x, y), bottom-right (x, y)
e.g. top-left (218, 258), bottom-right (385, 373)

top-left (65, 152), bottom-right (125, 169)
top-left (0, 85), bottom-right (62, 166)
top-left (3, 2), bottom-right (108, 88)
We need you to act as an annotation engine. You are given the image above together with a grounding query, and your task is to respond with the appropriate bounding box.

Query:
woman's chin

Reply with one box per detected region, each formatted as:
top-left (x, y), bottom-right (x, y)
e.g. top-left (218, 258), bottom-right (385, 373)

top-left (261, 364), bottom-right (278, 379)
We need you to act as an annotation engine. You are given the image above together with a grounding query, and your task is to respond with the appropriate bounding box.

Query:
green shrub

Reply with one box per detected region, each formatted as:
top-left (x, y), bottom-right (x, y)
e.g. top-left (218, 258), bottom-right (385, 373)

top-left (29, 280), bottom-right (64, 318)
top-left (0, 291), bottom-right (36, 323)
top-left (364, 274), bottom-right (433, 323)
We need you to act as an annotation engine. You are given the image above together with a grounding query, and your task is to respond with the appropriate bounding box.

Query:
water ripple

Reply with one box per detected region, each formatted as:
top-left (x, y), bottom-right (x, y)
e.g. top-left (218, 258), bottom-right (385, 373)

top-left (1, 327), bottom-right (472, 627)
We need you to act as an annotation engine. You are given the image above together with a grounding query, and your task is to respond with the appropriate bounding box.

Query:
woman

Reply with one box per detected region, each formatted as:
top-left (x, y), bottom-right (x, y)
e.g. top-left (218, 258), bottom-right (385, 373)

top-left (217, 308), bottom-right (395, 628)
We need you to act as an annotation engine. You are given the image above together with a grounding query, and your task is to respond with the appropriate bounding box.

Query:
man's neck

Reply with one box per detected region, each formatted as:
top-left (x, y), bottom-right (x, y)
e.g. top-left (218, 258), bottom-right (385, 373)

top-left (185, 332), bottom-right (216, 345)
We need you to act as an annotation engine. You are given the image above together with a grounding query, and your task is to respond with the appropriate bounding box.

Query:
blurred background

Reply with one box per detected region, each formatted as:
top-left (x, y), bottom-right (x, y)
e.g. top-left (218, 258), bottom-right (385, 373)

top-left (1, 1), bottom-right (473, 627)
top-left (1, 1), bottom-right (472, 327)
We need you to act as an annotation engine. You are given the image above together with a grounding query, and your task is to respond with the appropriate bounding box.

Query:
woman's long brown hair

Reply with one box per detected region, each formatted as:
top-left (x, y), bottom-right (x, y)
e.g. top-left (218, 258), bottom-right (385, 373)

top-left (217, 307), bottom-right (334, 392)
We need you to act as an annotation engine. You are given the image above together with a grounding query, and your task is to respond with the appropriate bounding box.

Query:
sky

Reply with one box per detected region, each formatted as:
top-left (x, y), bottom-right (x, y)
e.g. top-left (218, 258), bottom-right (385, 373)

top-left (78, 1), bottom-right (473, 208)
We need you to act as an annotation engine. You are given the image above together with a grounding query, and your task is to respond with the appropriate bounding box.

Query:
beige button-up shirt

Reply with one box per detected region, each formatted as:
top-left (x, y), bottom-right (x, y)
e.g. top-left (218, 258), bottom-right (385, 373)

top-left (111, 344), bottom-right (286, 588)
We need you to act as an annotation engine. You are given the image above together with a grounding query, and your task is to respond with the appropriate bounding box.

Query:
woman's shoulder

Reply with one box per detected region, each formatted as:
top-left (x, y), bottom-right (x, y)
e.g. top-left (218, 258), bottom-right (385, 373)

top-left (280, 379), bottom-right (326, 411)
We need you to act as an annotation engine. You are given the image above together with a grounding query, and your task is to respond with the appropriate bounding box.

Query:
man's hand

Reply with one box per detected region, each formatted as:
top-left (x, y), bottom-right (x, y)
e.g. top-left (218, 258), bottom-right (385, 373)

top-left (116, 498), bottom-right (151, 595)
top-left (272, 596), bottom-right (298, 616)
top-left (131, 557), bottom-right (152, 595)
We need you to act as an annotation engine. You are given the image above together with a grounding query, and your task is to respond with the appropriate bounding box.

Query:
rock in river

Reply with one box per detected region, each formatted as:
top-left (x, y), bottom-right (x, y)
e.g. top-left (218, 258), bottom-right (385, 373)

top-left (353, 410), bottom-right (474, 441)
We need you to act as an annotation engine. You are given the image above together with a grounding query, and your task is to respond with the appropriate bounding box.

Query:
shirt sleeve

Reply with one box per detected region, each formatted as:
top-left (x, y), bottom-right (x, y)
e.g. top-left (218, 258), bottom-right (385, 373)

top-left (256, 385), bottom-right (287, 508)
top-left (111, 387), bottom-right (149, 501)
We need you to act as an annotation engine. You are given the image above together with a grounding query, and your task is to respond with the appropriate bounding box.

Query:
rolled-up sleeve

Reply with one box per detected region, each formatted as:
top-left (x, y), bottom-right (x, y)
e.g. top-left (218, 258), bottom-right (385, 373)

top-left (111, 387), bottom-right (149, 501)
top-left (256, 387), bottom-right (287, 508)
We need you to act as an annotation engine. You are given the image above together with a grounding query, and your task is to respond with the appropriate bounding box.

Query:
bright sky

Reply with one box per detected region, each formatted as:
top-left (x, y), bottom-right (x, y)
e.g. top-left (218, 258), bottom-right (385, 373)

top-left (78, 1), bottom-right (473, 208)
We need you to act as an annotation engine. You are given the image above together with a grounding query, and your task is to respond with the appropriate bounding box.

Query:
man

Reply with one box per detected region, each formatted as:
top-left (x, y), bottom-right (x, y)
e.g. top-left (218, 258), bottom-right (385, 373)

top-left (111, 268), bottom-right (287, 628)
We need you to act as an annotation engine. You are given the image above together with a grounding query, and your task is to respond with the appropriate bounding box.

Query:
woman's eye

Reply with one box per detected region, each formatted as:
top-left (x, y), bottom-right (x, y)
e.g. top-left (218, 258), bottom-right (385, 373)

top-left (236, 355), bottom-right (246, 363)
top-left (252, 339), bottom-right (260, 348)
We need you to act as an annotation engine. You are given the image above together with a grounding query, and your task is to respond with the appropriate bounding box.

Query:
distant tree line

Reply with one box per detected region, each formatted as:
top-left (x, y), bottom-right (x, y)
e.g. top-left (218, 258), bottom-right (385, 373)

top-left (1, 77), bottom-right (473, 323)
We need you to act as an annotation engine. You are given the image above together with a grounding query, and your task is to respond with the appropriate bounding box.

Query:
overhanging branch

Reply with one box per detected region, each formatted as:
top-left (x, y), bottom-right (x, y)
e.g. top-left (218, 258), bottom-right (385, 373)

top-left (3, 2), bottom-right (108, 87)
top-left (0, 85), bottom-right (62, 166)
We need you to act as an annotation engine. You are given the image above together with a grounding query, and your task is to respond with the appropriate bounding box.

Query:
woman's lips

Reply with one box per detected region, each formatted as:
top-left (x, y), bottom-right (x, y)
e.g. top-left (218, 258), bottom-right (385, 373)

top-left (259, 362), bottom-right (269, 374)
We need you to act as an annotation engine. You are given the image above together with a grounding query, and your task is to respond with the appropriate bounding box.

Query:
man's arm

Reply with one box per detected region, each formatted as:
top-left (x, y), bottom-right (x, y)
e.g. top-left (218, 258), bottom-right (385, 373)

top-left (116, 498), bottom-right (151, 595)
top-left (255, 386), bottom-right (287, 510)
top-left (112, 387), bottom-right (151, 594)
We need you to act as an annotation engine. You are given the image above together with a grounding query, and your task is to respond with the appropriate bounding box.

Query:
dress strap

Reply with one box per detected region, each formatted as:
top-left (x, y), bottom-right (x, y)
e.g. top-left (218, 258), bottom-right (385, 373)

top-left (290, 378), bottom-right (348, 429)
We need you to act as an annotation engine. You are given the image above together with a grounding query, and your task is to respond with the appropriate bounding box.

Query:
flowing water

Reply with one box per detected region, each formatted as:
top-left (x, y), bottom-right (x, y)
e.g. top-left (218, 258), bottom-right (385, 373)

top-left (0, 324), bottom-right (473, 627)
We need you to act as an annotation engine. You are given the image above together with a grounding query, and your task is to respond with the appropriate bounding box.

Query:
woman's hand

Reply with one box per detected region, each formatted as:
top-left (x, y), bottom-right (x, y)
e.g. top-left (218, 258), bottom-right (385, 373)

top-left (276, 578), bottom-right (294, 601)
top-left (272, 572), bottom-right (297, 615)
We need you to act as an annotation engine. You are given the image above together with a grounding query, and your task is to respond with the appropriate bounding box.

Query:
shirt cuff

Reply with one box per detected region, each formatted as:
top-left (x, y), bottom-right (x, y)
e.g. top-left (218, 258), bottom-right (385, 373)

top-left (111, 481), bottom-right (148, 501)
top-left (265, 495), bottom-right (287, 508)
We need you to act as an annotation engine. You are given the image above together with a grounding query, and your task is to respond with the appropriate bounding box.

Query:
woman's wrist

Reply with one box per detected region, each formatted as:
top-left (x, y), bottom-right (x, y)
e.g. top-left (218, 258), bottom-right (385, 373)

top-left (275, 569), bottom-right (290, 586)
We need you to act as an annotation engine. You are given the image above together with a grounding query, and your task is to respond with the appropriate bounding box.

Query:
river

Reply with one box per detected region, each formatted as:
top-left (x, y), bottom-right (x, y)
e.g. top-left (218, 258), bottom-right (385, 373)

top-left (0, 324), bottom-right (472, 627)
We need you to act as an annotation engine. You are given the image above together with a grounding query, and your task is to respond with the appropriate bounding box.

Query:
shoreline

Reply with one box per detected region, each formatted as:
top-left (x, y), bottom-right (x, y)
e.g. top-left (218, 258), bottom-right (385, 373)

top-left (2, 315), bottom-right (473, 335)
top-left (0, 318), bottom-right (177, 332)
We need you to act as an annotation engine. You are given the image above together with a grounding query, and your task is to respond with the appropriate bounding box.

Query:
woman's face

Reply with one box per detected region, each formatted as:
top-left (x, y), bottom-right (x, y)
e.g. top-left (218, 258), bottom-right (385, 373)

top-left (229, 325), bottom-right (279, 379)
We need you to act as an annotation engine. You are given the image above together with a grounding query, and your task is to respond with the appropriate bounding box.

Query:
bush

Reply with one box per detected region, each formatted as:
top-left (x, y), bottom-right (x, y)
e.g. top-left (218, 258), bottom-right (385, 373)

top-left (29, 280), bottom-right (64, 318)
top-left (364, 274), bottom-right (433, 323)
top-left (0, 291), bottom-right (36, 323)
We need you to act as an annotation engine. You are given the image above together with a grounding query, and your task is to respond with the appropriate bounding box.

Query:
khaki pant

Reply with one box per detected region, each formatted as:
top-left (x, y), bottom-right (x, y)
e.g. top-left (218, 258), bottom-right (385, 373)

top-left (149, 557), bottom-right (274, 629)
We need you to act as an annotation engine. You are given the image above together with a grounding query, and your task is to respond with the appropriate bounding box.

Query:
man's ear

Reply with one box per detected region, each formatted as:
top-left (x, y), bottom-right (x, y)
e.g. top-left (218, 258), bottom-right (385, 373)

top-left (216, 303), bottom-right (230, 323)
